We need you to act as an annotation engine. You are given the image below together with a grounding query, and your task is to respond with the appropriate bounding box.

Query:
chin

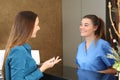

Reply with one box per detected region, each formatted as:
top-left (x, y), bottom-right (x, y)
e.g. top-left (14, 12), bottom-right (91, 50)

top-left (80, 34), bottom-right (85, 36)
top-left (31, 35), bottom-right (36, 38)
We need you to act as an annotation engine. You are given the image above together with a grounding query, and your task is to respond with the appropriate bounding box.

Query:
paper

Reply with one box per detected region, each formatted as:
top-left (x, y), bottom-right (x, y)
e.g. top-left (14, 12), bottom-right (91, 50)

top-left (31, 50), bottom-right (40, 65)
top-left (0, 50), bottom-right (5, 70)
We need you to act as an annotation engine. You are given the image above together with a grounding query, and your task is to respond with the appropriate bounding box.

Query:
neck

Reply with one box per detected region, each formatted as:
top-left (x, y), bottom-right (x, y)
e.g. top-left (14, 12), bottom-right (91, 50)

top-left (85, 35), bottom-right (96, 50)
top-left (85, 35), bottom-right (95, 44)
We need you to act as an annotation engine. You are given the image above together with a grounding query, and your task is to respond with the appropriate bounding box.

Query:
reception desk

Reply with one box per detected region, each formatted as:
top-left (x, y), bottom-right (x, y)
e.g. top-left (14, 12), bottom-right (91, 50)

top-left (0, 66), bottom-right (118, 80)
top-left (40, 66), bottom-right (118, 80)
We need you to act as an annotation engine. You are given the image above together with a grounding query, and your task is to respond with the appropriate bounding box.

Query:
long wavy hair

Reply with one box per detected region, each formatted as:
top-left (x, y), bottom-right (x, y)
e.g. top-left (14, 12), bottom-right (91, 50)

top-left (2, 11), bottom-right (38, 80)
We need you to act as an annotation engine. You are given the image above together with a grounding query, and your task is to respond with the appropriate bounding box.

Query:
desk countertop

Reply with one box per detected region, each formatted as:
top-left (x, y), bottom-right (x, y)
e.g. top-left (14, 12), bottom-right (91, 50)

top-left (62, 66), bottom-right (118, 80)
top-left (0, 66), bottom-right (118, 80)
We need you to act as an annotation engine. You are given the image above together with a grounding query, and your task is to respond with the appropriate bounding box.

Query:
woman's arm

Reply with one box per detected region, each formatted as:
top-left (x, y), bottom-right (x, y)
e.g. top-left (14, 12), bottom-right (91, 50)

top-left (10, 47), bottom-right (43, 80)
top-left (98, 67), bottom-right (117, 75)
top-left (99, 41), bottom-right (117, 74)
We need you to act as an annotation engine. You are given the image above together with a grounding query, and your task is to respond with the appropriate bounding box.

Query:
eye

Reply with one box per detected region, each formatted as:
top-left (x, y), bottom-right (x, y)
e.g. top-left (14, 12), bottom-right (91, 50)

top-left (84, 23), bottom-right (89, 27)
top-left (84, 24), bottom-right (89, 27)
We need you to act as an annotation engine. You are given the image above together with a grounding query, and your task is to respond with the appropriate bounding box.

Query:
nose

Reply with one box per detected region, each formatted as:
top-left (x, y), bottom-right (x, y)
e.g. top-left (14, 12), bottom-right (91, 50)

top-left (80, 25), bottom-right (85, 28)
top-left (79, 25), bottom-right (82, 31)
top-left (38, 26), bottom-right (40, 30)
top-left (79, 25), bottom-right (84, 31)
top-left (79, 25), bottom-right (82, 29)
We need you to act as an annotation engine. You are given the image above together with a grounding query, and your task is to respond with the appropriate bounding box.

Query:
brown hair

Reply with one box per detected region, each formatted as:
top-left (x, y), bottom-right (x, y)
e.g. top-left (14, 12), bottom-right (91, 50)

top-left (83, 14), bottom-right (106, 40)
top-left (2, 11), bottom-right (38, 80)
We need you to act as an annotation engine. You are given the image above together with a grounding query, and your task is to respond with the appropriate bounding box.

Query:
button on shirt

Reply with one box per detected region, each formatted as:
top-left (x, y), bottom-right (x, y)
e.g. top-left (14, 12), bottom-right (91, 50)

top-left (5, 43), bottom-right (43, 80)
top-left (76, 39), bottom-right (114, 72)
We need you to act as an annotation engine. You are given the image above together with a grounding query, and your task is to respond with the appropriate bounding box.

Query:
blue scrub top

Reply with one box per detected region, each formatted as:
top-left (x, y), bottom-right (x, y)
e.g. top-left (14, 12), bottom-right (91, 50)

top-left (5, 43), bottom-right (43, 80)
top-left (76, 39), bottom-right (114, 72)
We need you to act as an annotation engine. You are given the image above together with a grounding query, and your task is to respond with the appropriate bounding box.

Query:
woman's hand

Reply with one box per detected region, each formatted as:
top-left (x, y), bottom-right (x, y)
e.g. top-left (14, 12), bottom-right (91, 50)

top-left (98, 67), bottom-right (117, 75)
top-left (40, 56), bottom-right (62, 72)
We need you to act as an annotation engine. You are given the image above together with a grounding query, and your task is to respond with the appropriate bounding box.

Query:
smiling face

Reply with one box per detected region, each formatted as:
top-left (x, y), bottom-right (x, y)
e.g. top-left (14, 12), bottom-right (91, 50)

top-left (80, 18), bottom-right (98, 38)
top-left (31, 17), bottom-right (40, 38)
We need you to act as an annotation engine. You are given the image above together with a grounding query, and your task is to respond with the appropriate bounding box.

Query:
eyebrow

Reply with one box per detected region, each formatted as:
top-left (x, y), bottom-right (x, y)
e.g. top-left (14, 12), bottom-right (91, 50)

top-left (84, 23), bottom-right (89, 24)
top-left (81, 23), bottom-right (89, 25)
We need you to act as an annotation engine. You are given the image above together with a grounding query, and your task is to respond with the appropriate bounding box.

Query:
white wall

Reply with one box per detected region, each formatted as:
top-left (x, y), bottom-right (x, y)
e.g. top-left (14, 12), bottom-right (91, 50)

top-left (62, 0), bottom-right (106, 67)
top-left (62, 0), bottom-right (82, 67)
top-left (81, 0), bottom-right (106, 21)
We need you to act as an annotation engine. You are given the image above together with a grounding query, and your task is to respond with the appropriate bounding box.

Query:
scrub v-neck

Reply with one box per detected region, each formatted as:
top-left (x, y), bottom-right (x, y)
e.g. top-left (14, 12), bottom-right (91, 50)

top-left (84, 40), bottom-right (94, 54)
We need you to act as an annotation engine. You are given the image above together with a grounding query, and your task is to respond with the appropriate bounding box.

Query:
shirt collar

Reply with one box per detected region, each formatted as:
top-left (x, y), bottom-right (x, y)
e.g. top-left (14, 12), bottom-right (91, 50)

top-left (23, 43), bottom-right (31, 50)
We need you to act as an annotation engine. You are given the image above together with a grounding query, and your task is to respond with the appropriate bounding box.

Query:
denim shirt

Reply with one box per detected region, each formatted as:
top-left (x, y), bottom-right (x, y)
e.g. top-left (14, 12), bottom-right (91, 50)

top-left (5, 43), bottom-right (43, 80)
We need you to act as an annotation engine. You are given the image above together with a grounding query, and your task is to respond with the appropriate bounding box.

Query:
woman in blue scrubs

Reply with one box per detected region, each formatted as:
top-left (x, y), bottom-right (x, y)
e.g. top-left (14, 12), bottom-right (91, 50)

top-left (2, 11), bottom-right (61, 80)
top-left (76, 14), bottom-right (117, 74)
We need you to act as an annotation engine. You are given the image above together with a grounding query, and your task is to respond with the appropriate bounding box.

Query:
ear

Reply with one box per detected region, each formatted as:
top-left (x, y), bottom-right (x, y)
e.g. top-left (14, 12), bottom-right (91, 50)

top-left (94, 26), bottom-right (98, 31)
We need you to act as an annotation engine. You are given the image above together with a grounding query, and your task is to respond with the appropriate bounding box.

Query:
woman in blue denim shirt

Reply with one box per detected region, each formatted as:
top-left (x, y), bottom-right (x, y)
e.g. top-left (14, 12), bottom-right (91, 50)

top-left (75, 14), bottom-right (117, 74)
top-left (2, 11), bottom-right (61, 80)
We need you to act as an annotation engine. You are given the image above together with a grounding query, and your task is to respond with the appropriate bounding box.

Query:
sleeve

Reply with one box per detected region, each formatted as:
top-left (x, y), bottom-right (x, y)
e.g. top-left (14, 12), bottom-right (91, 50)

top-left (10, 47), bottom-right (43, 80)
top-left (75, 44), bottom-right (82, 66)
top-left (75, 46), bottom-right (79, 65)
top-left (25, 69), bottom-right (43, 80)
top-left (101, 41), bottom-right (115, 67)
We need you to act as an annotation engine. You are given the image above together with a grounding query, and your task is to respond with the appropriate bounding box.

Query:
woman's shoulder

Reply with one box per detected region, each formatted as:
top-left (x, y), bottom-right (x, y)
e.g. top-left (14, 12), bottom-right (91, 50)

top-left (12, 45), bottom-right (26, 51)
top-left (78, 41), bottom-right (85, 47)
top-left (97, 39), bottom-right (111, 49)
top-left (98, 39), bottom-right (110, 45)
top-left (10, 44), bottom-right (27, 56)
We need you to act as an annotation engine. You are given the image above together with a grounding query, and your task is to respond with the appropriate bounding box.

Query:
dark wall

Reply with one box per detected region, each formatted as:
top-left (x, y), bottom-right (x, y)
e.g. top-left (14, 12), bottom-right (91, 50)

top-left (106, 0), bottom-right (118, 48)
